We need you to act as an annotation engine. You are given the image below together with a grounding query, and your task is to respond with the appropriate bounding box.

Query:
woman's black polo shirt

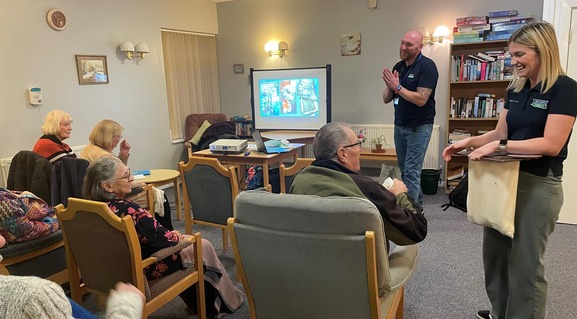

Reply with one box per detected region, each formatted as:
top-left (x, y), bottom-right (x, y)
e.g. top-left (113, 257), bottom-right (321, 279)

top-left (505, 75), bottom-right (577, 176)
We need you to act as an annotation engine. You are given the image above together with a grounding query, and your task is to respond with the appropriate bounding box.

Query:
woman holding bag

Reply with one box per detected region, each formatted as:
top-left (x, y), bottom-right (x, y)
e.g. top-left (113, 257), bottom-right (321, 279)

top-left (443, 21), bottom-right (577, 319)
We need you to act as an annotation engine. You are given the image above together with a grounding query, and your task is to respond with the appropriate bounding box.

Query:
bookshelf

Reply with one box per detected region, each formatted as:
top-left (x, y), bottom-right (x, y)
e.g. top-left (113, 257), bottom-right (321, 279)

top-left (231, 118), bottom-right (253, 138)
top-left (445, 40), bottom-right (509, 193)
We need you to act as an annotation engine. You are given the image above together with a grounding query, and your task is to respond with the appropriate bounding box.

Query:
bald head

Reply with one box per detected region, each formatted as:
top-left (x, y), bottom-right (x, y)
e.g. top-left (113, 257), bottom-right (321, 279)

top-left (400, 30), bottom-right (424, 64)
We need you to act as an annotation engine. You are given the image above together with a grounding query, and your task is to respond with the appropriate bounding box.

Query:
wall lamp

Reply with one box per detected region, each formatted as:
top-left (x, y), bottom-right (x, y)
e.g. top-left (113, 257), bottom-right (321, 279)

top-left (419, 25), bottom-right (451, 45)
top-left (264, 40), bottom-right (289, 58)
top-left (120, 41), bottom-right (149, 59)
top-left (429, 25), bottom-right (450, 44)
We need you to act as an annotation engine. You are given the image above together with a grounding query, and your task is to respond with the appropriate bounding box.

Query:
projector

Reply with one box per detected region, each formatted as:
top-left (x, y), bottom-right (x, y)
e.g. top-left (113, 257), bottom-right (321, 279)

top-left (209, 139), bottom-right (248, 154)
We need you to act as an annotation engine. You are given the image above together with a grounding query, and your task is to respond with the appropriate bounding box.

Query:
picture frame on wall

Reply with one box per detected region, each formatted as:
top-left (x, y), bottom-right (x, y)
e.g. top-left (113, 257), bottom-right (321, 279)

top-left (76, 55), bottom-right (109, 85)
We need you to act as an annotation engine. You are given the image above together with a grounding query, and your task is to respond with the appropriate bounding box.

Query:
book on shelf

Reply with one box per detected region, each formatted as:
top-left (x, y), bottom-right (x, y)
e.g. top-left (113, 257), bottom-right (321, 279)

top-left (502, 56), bottom-right (514, 79)
top-left (488, 9), bottom-right (518, 18)
top-left (454, 37), bottom-right (484, 44)
top-left (456, 16), bottom-right (488, 26)
top-left (447, 166), bottom-right (466, 180)
top-left (491, 18), bottom-right (534, 27)
top-left (453, 24), bottom-right (491, 33)
top-left (492, 21), bottom-right (532, 32)
top-left (510, 12), bottom-right (533, 21)
top-left (476, 52), bottom-right (496, 62)
top-left (486, 33), bottom-right (513, 41)
top-left (488, 16), bottom-right (514, 24)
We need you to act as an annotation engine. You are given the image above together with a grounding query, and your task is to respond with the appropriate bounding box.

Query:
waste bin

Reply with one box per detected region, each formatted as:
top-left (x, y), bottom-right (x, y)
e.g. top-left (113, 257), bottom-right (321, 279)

top-left (421, 169), bottom-right (441, 195)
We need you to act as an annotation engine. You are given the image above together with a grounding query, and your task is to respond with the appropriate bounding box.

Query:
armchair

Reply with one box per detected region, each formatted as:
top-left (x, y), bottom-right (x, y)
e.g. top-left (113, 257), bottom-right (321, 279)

top-left (229, 190), bottom-right (419, 319)
top-left (183, 113), bottom-right (228, 151)
top-left (279, 157), bottom-right (315, 193)
top-left (180, 156), bottom-right (238, 250)
top-left (0, 230), bottom-right (67, 284)
top-left (55, 198), bottom-right (206, 318)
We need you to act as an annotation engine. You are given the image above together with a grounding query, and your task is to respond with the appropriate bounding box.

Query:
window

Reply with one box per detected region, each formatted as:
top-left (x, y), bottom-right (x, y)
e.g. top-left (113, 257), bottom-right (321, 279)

top-left (161, 30), bottom-right (221, 141)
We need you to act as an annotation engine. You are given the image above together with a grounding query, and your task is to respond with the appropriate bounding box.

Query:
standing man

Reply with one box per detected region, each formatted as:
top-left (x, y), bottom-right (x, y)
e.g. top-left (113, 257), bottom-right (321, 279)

top-left (382, 30), bottom-right (439, 207)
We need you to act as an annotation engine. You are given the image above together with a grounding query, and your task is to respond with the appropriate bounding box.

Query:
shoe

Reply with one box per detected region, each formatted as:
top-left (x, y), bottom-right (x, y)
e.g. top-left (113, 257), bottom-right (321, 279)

top-left (477, 310), bottom-right (493, 319)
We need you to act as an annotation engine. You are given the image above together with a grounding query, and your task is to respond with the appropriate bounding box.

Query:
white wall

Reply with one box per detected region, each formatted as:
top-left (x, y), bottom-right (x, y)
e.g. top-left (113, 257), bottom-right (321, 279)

top-left (0, 0), bottom-right (218, 187)
top-left (215, 0), bottom-right (543, 163)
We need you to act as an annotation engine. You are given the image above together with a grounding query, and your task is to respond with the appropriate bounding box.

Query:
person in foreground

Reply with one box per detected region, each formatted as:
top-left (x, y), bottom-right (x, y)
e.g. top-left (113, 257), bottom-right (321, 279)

top-left (80, 119), bottom-right (173, 230)
top-left (382, 29), bottom-right (439, 207)
top-left (0, 234), bottom-right (145, 319)
top-left (289, 122), bottom-right (427, 246)
top-left (33, 110), bottom-right (77, 163)
top-left (443, 21), bottom-right (577, 319)
top-left (83, 156), bottom-right (243, 318)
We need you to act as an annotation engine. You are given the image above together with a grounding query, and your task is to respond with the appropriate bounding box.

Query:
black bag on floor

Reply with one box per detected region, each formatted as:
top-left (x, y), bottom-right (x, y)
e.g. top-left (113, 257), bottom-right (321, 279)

top-left (442, 174), bottom-right (468, 212)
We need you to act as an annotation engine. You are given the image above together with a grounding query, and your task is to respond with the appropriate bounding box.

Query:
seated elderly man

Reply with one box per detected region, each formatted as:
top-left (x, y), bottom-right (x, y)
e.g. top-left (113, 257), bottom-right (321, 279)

top-left (290, 122), bottom-right (427, 245)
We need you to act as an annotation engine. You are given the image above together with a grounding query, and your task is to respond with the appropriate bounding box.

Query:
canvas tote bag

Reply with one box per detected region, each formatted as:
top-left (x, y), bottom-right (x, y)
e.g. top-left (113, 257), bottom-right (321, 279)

top-left (466, 159), bottom-right (520, 238)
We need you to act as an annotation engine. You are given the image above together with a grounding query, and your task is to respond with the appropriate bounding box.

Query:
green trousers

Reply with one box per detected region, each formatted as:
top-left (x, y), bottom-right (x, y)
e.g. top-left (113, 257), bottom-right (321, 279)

top-left (483, 170), bottom-right (563, 319)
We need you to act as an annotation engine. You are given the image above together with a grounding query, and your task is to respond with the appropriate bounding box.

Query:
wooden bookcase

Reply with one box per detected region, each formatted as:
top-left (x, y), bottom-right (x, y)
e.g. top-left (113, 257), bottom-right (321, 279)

top-left (445, 40), bottom-right (510, 193)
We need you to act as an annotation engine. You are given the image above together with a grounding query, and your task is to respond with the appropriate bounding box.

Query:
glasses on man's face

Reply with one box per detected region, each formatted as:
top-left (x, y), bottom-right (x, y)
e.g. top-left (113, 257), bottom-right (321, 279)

top-left (109, 168), bottom-right (132, 182)
top-left (336, 140), bottom-right (362, 155)
top-left (342, 140), bottom-right (362, 149)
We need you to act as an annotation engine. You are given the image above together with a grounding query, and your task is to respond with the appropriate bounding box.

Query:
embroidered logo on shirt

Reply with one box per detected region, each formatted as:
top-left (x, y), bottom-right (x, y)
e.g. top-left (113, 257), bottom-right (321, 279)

top-left (408, 74), bottom-right (415, 79)
top-left (531, 99), bottom-right (548, 109)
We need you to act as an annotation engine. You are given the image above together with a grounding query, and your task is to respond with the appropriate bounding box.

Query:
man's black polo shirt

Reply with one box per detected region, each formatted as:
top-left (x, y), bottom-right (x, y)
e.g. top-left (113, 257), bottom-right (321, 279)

top-left (392, 53), bottom-right (439, 128)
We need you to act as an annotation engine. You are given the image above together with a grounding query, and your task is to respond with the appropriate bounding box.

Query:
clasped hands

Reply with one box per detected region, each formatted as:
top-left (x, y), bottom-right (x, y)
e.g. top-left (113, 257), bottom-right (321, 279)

top-left (382, 67), bottom-right (400, 92)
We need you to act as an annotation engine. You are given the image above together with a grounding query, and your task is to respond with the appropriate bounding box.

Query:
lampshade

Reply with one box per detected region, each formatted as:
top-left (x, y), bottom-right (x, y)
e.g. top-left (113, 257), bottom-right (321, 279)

top-left (135, 42), bottom-right (149, 53)
top-left (120, 41), bottom-right (135, 52)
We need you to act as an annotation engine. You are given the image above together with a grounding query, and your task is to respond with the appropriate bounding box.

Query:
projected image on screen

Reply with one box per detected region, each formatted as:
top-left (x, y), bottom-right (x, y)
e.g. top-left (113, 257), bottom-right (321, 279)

top-left (259, 78), bottom-right (319, 117)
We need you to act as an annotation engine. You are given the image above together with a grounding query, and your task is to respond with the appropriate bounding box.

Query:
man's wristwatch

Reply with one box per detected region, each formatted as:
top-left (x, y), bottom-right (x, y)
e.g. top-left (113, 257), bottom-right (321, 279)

top-left (497, 139), bottom-right (508, 152)
top-left (395, 84), bottom-right (402, 93)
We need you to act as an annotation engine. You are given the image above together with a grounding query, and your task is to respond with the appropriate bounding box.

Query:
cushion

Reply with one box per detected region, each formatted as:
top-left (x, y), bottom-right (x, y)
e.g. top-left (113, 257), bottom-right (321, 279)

top-left (189, 120), bottom-right (211, 145)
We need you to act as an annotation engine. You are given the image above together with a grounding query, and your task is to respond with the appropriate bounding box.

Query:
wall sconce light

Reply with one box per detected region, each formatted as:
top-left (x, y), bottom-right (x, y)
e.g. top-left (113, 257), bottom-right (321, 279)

top-left (120, 41), bottom-right (149, 59)
top-left (264, 40), bottom-right (289, 58)
top-left (431, 25), bottom-right (450, 44)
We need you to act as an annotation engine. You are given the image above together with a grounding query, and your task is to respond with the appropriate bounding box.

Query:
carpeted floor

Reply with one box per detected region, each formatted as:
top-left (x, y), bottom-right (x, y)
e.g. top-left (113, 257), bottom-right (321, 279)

top-left (83, 187), bottom-right (577, 318)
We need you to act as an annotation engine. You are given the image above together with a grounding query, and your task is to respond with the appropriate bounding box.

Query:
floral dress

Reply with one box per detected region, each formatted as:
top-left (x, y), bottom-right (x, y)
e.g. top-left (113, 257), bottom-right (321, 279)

top-left (107, 198), bottom-right (181, 280)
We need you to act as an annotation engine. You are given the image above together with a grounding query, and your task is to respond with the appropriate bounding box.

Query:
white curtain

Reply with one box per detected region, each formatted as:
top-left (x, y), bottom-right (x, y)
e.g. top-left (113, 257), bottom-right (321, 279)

top-left (161, 30), bottom-right (221, 141)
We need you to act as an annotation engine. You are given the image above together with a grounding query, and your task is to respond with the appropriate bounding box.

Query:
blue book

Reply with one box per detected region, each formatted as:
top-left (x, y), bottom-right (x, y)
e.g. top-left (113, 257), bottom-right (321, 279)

top-left (132, 169), bottom-right (151, 176)
top-left (488, 10), bottom-right (518, 18)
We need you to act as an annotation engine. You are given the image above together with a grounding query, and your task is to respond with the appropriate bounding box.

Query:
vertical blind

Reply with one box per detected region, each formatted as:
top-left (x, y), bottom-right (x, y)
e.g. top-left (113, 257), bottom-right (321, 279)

top-left (161, 30), bottom-right (221, 141)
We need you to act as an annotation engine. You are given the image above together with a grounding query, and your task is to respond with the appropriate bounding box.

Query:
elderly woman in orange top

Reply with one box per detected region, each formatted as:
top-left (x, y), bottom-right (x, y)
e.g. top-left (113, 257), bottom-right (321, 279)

top-left (32, 110), bottom-right (76, 163)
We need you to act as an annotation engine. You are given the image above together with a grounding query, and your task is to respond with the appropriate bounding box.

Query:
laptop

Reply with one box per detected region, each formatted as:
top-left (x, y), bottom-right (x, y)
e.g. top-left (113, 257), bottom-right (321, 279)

top-left (251, 130), bottom-right (291, 154)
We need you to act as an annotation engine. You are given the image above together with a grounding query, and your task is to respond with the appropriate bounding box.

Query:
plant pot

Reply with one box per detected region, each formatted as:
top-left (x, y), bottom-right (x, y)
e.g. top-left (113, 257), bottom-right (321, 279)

top-left (372, 144), bottom-right (385, 153)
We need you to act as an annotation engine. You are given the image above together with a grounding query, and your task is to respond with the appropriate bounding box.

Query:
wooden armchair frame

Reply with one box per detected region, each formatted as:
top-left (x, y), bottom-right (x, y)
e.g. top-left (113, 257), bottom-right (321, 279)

top-left (179, 156), bottom-right (238, 250)
top-left (279, 158), bottom-right (315, 193)
top-left (55, 198), bottom-right (205, 318)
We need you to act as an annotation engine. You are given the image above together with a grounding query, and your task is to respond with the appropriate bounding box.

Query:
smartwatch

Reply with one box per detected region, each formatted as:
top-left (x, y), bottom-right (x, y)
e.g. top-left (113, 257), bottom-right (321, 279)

top-left (396, 84), bottom-right (402, 93)
top-left (497, 139), bottom-right (508, 152)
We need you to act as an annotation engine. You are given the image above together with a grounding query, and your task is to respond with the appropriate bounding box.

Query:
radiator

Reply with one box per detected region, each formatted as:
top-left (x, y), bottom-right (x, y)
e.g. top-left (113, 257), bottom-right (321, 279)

top-left (1, 144), bottom-right (87, 187)
top-left (350, 124), bottom-right (441, 169)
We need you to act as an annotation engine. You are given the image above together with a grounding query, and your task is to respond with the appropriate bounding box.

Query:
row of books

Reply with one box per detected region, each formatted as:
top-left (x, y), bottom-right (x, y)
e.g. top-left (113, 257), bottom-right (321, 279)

top-left (451, 53), bottom-right (513, 82)
top-left (450, 95), bottom-right (505, 119)
top-left (235, 121), bottom-right (253, 136)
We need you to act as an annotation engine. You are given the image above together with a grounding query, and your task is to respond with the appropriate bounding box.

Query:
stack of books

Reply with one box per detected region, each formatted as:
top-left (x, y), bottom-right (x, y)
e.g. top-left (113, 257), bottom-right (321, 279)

top-left (454, 16), bottom-right (488, 43)
top-left (451, 10), bottom-right (534, 43)
top-left (486, 10), bottom-right (535, 41)
top-left (448, 130), bottom-right (471, 144)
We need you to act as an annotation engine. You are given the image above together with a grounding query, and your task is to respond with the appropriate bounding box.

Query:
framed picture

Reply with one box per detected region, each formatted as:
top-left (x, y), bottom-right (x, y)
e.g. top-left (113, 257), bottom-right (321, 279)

top-left (340, 33), bottom-right (362, 56)
top-left (233, 63), bottom-right (245, 74)
top-left (76, 55), bottom-right (109, 85)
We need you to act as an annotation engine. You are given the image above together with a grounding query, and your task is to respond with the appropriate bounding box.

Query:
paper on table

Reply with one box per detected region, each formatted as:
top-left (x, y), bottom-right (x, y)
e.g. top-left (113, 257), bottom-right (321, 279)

top-left (133, 174), bottom-right (146, 180)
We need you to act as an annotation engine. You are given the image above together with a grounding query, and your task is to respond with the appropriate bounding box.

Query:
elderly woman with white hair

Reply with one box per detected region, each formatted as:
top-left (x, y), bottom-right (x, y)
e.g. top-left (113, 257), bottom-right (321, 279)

top-left (32, 110), bottom-right (76, 163)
